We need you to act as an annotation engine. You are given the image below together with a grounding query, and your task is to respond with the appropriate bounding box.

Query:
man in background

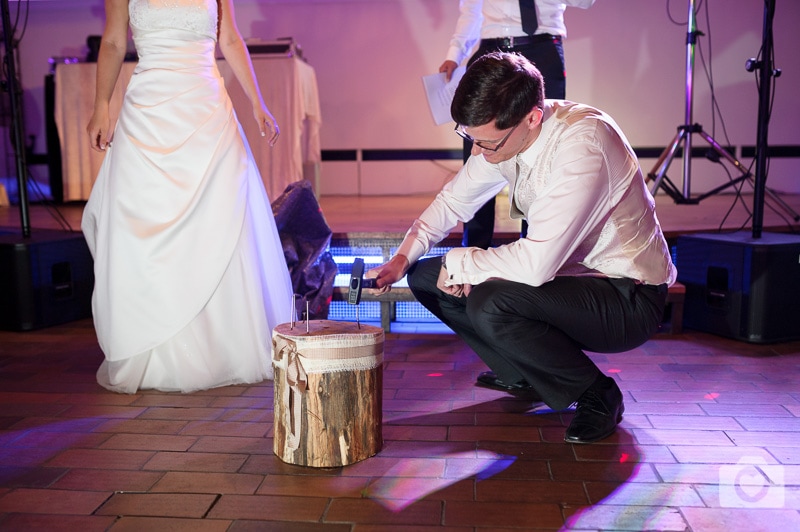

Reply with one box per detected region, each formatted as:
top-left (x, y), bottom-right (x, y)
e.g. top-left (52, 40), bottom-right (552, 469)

top-left (440, 0), bottom-right (596, 249)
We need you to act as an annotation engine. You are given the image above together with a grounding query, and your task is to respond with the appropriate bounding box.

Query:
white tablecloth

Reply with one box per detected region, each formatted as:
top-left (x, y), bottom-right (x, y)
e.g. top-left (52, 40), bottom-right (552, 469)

top-left (54, 54), bottom-right (321, 202)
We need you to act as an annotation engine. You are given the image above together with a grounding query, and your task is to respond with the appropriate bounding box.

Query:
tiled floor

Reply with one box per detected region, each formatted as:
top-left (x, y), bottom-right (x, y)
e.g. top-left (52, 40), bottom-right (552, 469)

top-left (2, 196), bottom-right (800, 530)
top-left (0, 318), bottom-right (798, 531)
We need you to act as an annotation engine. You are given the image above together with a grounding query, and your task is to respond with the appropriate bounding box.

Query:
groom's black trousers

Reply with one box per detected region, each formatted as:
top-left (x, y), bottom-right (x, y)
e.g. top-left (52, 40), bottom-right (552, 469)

top-left (407, 257), bottom-right (668, 410)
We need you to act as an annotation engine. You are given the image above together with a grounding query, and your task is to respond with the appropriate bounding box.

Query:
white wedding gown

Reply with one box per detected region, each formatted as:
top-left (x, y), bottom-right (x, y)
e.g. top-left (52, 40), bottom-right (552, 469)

top-left (82, 0), bottom-right (294, 393)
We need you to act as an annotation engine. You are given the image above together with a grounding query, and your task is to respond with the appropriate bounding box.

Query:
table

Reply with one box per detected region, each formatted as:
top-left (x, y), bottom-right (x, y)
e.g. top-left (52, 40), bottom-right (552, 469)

top-left (53, 54), bottom-right (321, 202)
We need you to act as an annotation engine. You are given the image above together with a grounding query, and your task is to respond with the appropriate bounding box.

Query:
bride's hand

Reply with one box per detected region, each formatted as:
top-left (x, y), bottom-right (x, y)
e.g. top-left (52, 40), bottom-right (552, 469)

top-left (87, 109), bottom-right (113, 152)
top-left (255, 105), bottom-right (280, 147)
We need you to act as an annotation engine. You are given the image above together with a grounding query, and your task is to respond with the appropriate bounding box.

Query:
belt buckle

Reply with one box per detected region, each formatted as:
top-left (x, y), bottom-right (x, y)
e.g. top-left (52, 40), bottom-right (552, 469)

top-left (500, 36), bottom-right (514, 49)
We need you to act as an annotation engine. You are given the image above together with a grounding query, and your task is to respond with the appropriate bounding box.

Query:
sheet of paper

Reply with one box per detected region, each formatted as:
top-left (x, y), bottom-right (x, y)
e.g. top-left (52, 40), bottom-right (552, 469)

top-left (421, 66), bottom-right (466, 126)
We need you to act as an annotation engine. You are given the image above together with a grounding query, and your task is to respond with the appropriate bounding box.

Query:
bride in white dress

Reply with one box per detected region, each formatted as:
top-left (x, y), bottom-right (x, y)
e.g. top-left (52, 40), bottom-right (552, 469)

top-left (82, 0), bottom-right (294, 393)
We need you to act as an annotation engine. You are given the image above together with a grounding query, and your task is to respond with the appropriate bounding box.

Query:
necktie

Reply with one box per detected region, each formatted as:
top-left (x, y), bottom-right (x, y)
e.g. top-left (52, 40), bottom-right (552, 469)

top-left (519, 1), bottom-right (539, 36)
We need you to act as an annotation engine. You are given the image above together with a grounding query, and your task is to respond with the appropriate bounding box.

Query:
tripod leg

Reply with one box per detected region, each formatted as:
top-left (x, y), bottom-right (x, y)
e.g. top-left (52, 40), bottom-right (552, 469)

top-left (691, 130), bottom-right (752, 202)
top-left (697, 131), bottom-right (750, 178)
top-left (696, 130), bottom-right (799, 221)
top-left (647, 129), bottom-right (685, 199)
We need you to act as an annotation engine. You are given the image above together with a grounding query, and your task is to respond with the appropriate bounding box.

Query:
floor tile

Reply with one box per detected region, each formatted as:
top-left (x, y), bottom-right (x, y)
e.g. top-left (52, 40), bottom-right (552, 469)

top-left (95, 492), bottom-right (218, 518)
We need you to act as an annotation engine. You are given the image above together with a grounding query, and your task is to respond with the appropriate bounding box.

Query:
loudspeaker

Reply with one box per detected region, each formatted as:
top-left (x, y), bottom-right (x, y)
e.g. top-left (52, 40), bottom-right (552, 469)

top-left (0, 229), bottom-right (94, 331)
top-left (676, 231), bottom-right (800, 343)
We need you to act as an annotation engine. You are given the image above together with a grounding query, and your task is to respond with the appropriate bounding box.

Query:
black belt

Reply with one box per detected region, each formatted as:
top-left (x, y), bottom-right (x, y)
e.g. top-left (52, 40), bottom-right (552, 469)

top-left (480, 34), bottom-right (561, 49)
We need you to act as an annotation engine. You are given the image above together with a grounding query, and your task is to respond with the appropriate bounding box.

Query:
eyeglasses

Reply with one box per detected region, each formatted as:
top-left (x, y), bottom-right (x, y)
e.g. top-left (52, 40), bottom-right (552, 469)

top-left (454, 122), bottom-right (520, 152)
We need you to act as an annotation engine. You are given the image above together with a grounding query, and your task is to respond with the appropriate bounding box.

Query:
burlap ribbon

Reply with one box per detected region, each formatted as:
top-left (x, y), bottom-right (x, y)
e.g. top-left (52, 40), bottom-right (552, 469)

top-left (273, 337), bottom-right (306, 451)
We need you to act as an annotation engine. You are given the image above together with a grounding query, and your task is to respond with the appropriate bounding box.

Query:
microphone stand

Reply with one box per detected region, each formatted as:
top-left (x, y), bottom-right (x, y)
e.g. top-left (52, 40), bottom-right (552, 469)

top-left (1, 0), bottom-right (31, 237)
top-left (750, 0), bottom-right (777, 238)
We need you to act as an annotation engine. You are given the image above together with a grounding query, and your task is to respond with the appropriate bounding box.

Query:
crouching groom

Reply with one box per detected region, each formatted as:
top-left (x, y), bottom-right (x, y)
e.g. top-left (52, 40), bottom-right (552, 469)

top-left (369, 52), bottom-right (676, 444)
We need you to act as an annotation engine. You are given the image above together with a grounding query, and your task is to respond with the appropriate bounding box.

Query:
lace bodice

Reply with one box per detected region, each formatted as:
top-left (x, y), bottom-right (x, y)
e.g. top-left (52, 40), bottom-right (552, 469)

top-left (129, 0), bottom-right (218, 40)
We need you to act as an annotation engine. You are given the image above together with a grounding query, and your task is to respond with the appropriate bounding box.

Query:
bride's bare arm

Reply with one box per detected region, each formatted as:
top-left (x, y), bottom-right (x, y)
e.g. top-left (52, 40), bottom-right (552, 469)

top-left (216, 0), bottom-right (280, 145)
top-left (87, 0), bottom-right (129, 151)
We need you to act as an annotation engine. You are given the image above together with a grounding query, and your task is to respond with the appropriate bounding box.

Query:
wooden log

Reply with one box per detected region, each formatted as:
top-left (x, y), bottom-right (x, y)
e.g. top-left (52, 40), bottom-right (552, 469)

top-left (272, 320), bottom-right (383, 467)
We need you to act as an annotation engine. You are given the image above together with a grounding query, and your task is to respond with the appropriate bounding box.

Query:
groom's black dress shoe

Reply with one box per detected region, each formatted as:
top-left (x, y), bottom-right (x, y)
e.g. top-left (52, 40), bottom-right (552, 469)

top-left (476, 371), bottom-right (542, 401)
top-left (564, 374), bottom-right (624, 444)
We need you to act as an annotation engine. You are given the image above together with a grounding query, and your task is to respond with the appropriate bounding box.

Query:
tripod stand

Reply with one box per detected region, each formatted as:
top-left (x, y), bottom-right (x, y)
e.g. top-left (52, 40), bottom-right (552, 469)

top-left (648, 0), bottom-right (797, 223)
top-left (648, 0), bottom-right (749, 203)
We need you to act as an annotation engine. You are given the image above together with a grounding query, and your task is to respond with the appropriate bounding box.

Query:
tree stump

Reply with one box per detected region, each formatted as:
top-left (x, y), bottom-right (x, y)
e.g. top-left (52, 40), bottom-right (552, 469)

top-left (272, 320), bottom-right (383, 467)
